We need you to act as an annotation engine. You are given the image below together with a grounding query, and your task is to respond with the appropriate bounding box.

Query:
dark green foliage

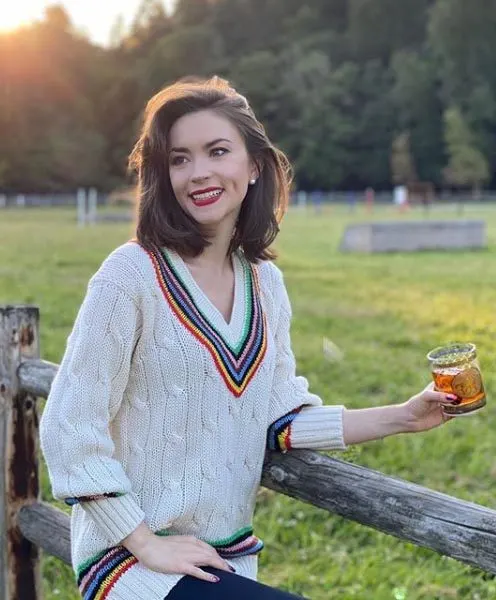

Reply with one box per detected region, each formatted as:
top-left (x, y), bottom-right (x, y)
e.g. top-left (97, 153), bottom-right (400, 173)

top-left (443, 107), bottom-right (490, 191)
top-left (0, 0), bottom-right (495, 192)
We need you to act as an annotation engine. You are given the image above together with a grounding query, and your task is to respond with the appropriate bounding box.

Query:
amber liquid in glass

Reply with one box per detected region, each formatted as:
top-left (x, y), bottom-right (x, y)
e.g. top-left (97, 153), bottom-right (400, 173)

top-left (432, 366), bottom-right (486, 415)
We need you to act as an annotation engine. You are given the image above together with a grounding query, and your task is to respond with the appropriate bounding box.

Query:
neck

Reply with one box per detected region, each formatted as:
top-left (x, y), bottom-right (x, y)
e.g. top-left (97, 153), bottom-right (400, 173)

top-left (185, 218), bottom-right (236, 272)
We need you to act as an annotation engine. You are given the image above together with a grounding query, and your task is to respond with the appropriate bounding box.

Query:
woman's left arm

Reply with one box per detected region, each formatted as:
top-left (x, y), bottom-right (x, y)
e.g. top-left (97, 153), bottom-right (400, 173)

top-left (341, 384), bottom-right (456, 445)
top-left (266, 268), bottom-right (346, 453)
top-left (270, 384), bottom-right (455, 452)
top-left (266, 267), bottom-right (455, 452)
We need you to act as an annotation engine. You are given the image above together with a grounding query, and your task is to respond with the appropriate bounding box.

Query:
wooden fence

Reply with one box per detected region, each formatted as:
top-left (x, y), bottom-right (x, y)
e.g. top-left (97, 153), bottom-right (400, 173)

top-left (1, 304), bottom-right (496, 599)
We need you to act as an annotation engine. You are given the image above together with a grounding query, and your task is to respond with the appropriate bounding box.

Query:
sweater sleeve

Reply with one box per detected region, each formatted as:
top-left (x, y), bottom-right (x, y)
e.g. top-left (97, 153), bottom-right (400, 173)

top-left (40, 276), bottom-right (146, 545)
top-left (266, 269), bottom-right (347, 452)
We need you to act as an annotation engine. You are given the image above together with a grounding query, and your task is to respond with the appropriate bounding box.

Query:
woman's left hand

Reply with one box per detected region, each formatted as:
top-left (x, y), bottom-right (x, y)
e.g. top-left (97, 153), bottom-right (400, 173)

top-left (402, 382), bottom-right (457, 433)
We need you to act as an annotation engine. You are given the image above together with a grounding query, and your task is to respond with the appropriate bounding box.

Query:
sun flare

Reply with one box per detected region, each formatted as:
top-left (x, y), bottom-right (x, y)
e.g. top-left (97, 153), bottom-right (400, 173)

top-left (0, 1), bottom-right (175, 46)
top-left (0, 4), bottom-right (44, 33)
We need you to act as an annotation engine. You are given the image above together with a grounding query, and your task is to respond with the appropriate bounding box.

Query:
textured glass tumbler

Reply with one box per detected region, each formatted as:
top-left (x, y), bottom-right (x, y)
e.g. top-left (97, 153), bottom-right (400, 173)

top-left (427, 343), bottom-right (486, 416)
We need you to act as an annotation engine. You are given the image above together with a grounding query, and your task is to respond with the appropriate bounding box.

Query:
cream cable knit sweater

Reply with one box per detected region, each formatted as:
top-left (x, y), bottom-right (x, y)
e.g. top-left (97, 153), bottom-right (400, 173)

top-left (40, 241), bottom-right (346, 600)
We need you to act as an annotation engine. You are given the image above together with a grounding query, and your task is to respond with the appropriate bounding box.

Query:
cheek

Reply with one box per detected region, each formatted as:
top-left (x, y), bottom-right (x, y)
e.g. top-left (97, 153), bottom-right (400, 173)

top-left (225, 161), bottom-right (250, 190)
top-left (169, 170), bottom-right (187, 202)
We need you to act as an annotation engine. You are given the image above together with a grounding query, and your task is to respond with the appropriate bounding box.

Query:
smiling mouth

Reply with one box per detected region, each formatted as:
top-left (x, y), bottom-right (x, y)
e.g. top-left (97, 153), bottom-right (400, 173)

top-left (190, 189), bottom-right (224, 207)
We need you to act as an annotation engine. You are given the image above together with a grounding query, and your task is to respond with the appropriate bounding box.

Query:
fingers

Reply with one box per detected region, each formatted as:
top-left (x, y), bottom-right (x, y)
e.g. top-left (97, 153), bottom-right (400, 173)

top-left (422, 390), bottom-right (458, 404)
top-left (183, 565), bottom-right (220, 583)
top-left (218, 557), bottom-right (235, 573)
top-left (422, 382), bottom-right (459, 405)
top-left (193, 539), bottom-right (233, 572)
top-left (152, 535), bottom-right (234, 581)
top-left (182, 550), bottom-right (233, 583)
top-left (205, 552), bottom-right (233, 573)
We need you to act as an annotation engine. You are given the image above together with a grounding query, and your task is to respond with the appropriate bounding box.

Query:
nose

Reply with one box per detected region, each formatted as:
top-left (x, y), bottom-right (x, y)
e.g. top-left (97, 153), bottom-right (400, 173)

top-left (190, 156), bottom-right (212, 184)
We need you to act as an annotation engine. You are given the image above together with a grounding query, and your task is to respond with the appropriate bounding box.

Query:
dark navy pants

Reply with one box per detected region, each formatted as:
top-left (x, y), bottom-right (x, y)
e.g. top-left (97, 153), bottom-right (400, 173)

top-left (166, 567), bottom-right (307, 599)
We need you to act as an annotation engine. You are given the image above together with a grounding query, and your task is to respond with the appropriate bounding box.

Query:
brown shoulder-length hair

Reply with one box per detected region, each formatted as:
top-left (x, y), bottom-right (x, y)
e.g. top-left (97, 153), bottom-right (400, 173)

top-left (128, 76), bottom-right (291, 263)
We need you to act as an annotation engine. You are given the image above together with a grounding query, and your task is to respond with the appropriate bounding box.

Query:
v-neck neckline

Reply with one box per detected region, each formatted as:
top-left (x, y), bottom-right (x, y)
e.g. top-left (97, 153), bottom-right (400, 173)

top-left (163, 248), bottom-right (248, 343)
top-left (143, 242), bottom-right (267, 397)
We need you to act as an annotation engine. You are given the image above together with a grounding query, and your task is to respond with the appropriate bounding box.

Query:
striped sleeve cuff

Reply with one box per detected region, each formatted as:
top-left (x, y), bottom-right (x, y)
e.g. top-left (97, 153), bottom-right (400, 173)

top-left (79, 493), bottom-right (146, 546)
top-left (290, 405), bottom-right (347, 451)
top-left (267, 406), bottom-right (303, 452)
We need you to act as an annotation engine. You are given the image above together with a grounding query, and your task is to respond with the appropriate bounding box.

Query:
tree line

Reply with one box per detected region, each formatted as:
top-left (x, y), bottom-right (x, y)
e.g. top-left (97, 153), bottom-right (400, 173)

top-left (1, 0), bottom-right (495, 193)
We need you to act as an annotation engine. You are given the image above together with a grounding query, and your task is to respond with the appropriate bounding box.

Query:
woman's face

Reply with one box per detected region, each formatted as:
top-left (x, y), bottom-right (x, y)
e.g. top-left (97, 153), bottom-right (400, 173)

top-left (168, 109), bottom-right (257, 232)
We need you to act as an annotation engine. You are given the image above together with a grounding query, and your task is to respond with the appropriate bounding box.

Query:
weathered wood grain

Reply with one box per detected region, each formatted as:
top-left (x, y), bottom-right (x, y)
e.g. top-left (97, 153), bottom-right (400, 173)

top-left (262, 449), bottom-right (496, 573)
top-left (17, 359), bottom-right (58, 399)
top-left (17, 503), bottom-right (70, 565)
top-left (0, 306), bottom-right (42, 600)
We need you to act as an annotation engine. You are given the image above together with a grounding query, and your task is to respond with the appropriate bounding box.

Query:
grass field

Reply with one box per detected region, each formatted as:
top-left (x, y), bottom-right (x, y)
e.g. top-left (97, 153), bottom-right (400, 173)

top-left (1, 204), bottom-right (496, 600)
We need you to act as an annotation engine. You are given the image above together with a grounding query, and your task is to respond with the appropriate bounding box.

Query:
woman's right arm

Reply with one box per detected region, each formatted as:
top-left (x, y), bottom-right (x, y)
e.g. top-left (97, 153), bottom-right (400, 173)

top-left (40, 276), bottom-right (146, 544)
top-left (40, 272), bottom-right (231, 581)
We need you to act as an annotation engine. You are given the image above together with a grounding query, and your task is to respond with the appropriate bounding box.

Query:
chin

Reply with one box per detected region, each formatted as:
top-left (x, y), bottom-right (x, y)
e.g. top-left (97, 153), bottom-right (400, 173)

top-left (196, 217), bottom-right (223, 229)
top-left (190, 204), bottom-right (237, 228)
top-left (187, 204), bottom-right (219, 220)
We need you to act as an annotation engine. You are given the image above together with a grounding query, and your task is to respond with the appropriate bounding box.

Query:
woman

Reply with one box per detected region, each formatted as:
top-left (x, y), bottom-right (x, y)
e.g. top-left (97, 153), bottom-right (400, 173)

top-left (40, 76), bottom-right (455, 600)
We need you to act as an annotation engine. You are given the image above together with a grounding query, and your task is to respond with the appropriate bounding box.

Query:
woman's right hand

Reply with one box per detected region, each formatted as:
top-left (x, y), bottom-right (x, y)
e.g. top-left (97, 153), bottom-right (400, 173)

top-left (122, 522), bottom-right (233, 583)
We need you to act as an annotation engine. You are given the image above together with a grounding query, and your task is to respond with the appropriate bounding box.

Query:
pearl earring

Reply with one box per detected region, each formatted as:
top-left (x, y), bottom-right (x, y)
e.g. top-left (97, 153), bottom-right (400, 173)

top-left (249, 178), bottom-right (257, 185)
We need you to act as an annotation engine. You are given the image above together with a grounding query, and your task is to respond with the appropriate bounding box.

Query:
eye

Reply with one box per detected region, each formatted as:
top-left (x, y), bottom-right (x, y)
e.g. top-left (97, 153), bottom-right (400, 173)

top-left (170, 155), bottom-right (187, 166)
top-left (211, 147), bottom-right (229, 158)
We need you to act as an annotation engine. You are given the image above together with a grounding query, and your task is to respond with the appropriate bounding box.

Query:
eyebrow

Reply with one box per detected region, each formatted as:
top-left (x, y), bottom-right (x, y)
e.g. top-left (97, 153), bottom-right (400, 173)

top-left (169, 138), bottom-right (232, 154)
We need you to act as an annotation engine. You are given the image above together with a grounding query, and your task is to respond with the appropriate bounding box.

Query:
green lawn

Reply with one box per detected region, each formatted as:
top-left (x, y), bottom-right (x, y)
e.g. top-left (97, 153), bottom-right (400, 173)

top-left (1, 204), bottom-right (495, 600)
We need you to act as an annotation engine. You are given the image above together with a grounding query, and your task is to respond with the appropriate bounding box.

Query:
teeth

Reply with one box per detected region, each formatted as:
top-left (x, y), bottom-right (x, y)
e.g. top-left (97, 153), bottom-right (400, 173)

top-left (192, 190), bottom-right (222, 201)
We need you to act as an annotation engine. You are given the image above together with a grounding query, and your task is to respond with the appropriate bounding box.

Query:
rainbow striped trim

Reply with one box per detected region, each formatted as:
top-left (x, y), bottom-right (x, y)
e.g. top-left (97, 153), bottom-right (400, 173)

top-left (77, 527), bottom-right (263, 598)
top-left (144, 244), bottom-right (267, 397)
top-left (155, 525), bottom-right (264, 558)
top-left (77, 546), bottom-right (138, 600)
top-left (211, 527), bottom-right (264, 558)
top-left (267, 406), bottom-right (303, 452)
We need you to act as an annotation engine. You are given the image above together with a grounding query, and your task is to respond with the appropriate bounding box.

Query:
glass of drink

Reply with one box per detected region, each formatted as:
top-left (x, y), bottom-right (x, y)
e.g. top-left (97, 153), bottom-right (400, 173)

top-left (427, 342), bottom-right (486, 416)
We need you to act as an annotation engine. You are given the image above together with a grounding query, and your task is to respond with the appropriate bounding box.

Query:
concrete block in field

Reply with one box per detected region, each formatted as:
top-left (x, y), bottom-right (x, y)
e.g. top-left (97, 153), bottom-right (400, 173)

top-left (340, 220), bottom-right (486, 253)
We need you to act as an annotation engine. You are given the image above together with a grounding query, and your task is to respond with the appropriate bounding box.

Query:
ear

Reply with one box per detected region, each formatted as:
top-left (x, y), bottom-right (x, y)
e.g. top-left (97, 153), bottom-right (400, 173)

top-left (249, 159), bottom-right (261, 181)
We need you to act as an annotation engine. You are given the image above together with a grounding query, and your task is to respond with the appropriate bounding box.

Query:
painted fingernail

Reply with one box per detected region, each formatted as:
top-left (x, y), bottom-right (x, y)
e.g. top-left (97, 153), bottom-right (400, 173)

top-left (445, 395), bottom-right (459, 402)
top-left (229, 566), bottom-right (236, 573)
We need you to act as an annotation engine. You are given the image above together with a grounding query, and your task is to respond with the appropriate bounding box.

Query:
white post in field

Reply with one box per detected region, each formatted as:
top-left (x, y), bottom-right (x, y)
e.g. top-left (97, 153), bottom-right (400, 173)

top-left (297, 190), bottom-right (307, 210)
top-left (77, 188), bottom-right (86, 227)
top-left (88, 188), bottom-right (97, 225)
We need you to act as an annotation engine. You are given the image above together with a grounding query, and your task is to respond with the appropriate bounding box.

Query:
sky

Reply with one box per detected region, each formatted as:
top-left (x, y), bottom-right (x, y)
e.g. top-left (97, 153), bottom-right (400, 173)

top-left (0, 0), bottom-right (175, 46)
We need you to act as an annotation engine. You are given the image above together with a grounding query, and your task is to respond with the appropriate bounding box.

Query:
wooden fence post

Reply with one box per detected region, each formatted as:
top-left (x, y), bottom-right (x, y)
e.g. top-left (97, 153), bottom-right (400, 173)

top-left (0, 306), bottom-right (41, 600)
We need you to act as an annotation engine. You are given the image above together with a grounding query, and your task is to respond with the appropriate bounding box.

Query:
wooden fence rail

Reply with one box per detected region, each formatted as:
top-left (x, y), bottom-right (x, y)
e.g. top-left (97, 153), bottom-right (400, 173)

top-left (1, 305), bottom-right (496, 599)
